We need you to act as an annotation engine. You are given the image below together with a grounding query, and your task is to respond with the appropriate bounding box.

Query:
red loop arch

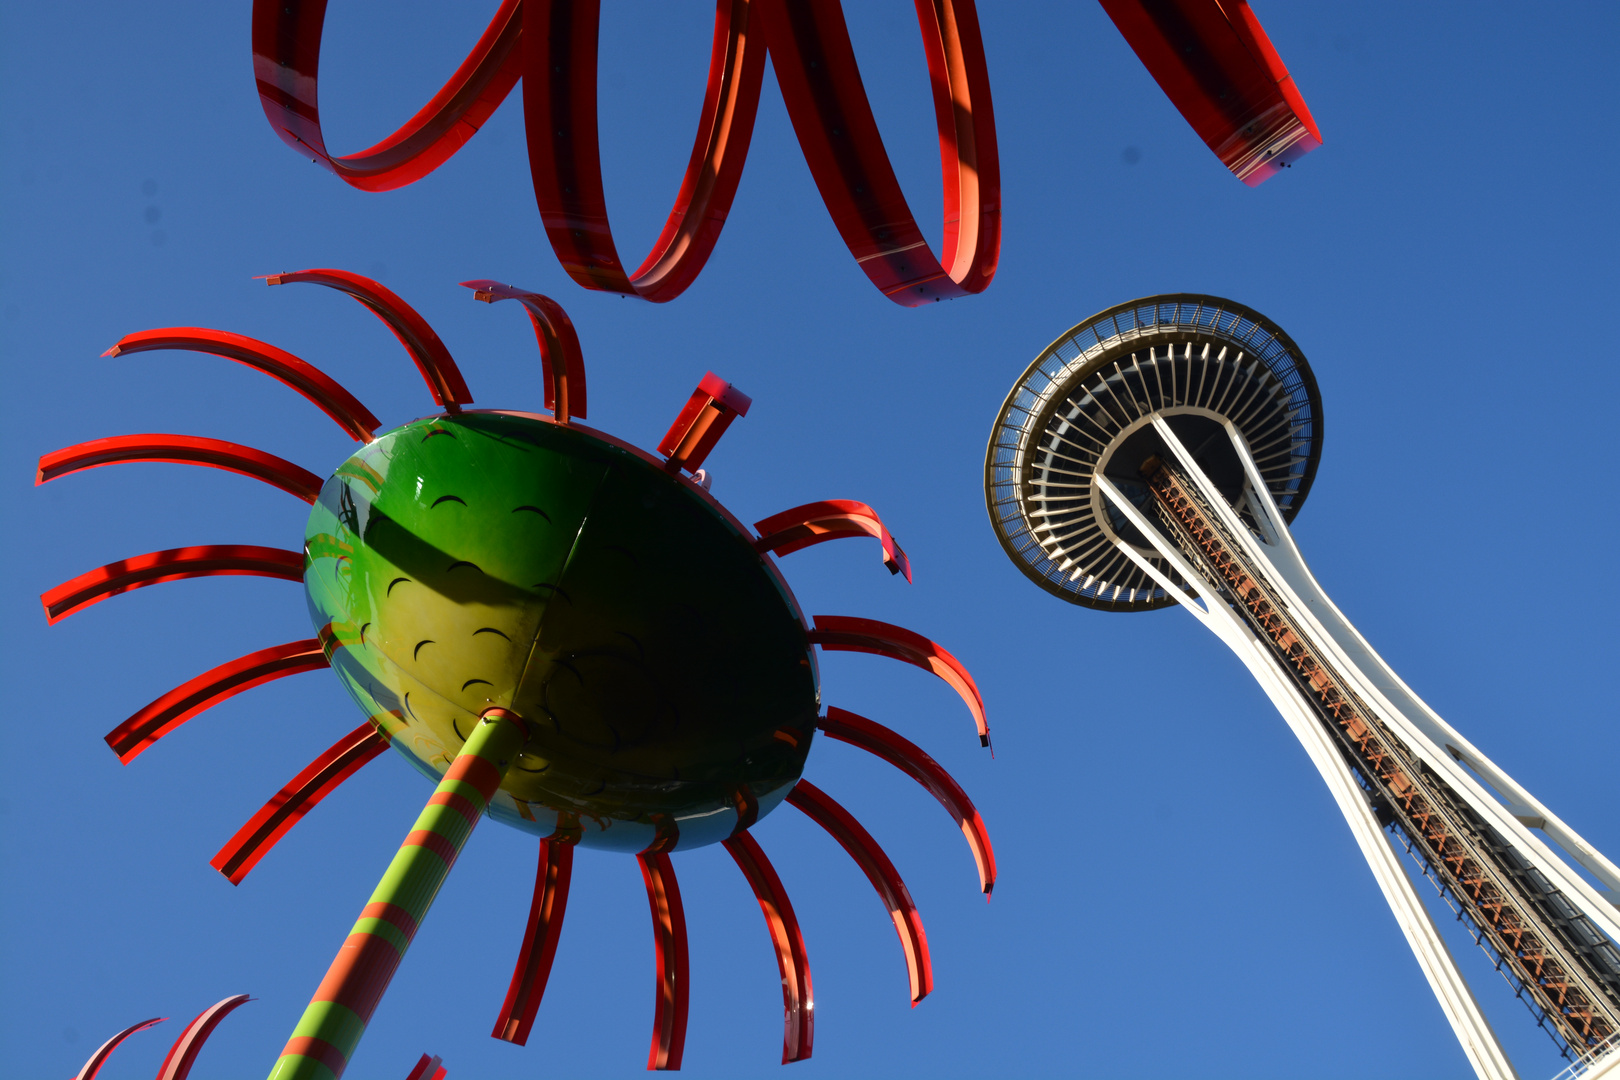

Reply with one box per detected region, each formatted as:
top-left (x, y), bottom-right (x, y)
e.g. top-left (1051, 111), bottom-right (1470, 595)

top-left (252, 0), bottom-right (999, 306)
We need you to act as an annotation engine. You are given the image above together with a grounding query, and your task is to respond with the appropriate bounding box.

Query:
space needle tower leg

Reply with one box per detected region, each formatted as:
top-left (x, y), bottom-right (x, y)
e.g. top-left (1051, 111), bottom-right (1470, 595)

top-left (1096, 417), bottom-right (1620, 1078)
top-left (1093, 467), bottom-right (1517, 1080)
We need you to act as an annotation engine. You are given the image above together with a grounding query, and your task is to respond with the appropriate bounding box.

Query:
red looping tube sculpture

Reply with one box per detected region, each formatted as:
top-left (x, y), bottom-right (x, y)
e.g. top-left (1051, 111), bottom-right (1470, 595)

top-left (1097, 0), bottom-right (1320, 185)
top-left (757, 0), bottom-right (999, 304)
top-left (523, 0), bottom-right (767, 302)
top-left (252, 0), bottom-right (524, 191)
top-left (251, 0), bottom-right (1000, 307)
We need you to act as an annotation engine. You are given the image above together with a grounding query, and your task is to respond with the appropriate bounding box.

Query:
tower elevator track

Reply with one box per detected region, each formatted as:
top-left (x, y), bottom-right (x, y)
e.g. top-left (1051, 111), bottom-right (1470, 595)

top-left (1141, 455), bottom-right (1620, 1055)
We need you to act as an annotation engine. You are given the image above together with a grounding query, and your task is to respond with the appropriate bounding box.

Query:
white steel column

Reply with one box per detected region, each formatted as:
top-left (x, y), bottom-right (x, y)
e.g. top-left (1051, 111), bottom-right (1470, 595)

top-left (1211, 419), bottom-right (1620, 911)
top-left (1096, 474), bottom-right (1518, 1080)
top-left (1149, 416), bottom-right (1620, 948)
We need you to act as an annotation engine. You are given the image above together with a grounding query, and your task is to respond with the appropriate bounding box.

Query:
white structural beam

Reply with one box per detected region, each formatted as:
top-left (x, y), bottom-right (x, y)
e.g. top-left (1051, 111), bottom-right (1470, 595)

top-left (1151, 415), bottom-right (1620, 948)
top-left (1096, 474), bottom-right (1518, 1080)
top-left (1214, 421), bottom-right (1620, 907)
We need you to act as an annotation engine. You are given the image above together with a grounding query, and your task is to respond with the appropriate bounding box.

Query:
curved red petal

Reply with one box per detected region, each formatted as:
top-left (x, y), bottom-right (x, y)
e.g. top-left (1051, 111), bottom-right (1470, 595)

top-left (808, 615), bottom-right (988, 746)
top-left (105, 328), bottom-right (379, 441)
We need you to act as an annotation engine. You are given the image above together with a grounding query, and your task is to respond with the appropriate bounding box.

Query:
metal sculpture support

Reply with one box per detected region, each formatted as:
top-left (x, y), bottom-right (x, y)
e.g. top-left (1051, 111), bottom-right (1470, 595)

top-left (270, 709), bottom-right (529, 1080)
top-left (250, 1), bottom-right (1316, 307)
top-left (986, 295), bottom-right (1620, 1080)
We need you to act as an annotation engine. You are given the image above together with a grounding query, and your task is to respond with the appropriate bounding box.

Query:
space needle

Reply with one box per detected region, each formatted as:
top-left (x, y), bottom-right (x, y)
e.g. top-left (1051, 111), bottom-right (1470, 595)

top-left (984, 295), bottom-right (1620, 1079)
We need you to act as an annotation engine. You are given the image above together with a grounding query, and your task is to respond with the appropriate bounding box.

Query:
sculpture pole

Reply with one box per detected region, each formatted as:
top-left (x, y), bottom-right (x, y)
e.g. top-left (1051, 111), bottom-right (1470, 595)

top-left (269, 709), bottom-right (528, 1080)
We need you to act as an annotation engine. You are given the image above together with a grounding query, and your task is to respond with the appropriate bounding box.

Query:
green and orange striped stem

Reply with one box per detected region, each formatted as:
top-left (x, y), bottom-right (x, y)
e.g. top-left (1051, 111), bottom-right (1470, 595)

top-left (268, 709), bottom-right (528, 1080)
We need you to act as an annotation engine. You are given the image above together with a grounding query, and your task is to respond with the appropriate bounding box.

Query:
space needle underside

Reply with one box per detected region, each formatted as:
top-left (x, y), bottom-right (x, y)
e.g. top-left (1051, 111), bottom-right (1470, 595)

top-left (987, 297), bottom-right (1620, 1079)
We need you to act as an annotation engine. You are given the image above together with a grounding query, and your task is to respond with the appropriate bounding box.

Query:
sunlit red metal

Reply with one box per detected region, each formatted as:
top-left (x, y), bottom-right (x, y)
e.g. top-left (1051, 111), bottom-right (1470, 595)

top-left (251, 0), bottom-right (523, 192)
top-left (757, 0), bottom-right (999, 303)
top-left (252, 2), bottom-right (1319, 306)
top-left (405, 1054), bottom-right (448, 1080)
top-left (808, 616), bottom-right (989, 747)
top-left (522, 0), bottom-right (765, 301)
top-left (494, 836), bottom-right (576, 1046)
top-left (251, 0), bottom-right (1001, 307)
top-left (213, 720), bottom-right (391, 884)
top-left (265, 269), bottom-right (473, 408)
top-left (154, 994), bottom-right (252, 1080)
top-left (658, 371), bottom-right (753, 475)
top-left (638, 851), bottom-right (690, 1071)
top-left (103, 328), bottom-right (380, 442)
top-left (38, 434), bottom-right (322, 504)
top-left (723, 830), bottom-right (814, 1064)
top-left (1097, 0), bottom-right (1320, 185)
top-left (105, 638), bottom-right (328, 763)
top-left (461, 280), bottom-right (587, 423)
top-left (787, 779), bottom-right (931, 1004)
top-left (73, 1017), bottom-right (166, 1080)
top-left (40, 544), bottom-right (306, 625)
top-left (755, 499), bottom-right (912, 582)
top-left (819, 706), bottom-right (995, 895)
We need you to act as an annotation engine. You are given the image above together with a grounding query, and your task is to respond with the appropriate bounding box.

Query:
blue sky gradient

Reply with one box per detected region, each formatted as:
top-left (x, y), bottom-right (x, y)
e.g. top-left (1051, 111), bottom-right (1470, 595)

top-left (2, 2), bottom-right (1617, 1076)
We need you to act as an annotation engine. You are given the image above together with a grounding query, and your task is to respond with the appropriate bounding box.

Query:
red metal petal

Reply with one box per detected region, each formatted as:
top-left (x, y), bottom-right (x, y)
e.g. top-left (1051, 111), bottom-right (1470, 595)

top-left (522, 0), bottom-right (767, 302)
top-left (36, 434), bottom-right (323, 503)
top-left (404, 1054), bottom-right (446, 1080)
top-left (460, 282), bottom-right (588, 422)
top-left (106, 639), bottom-right (328, 764)
top-left (723, 831), bottom-right (814, 1063)
top-left (755, 0), bottom-right (1000, 305)
top-left (1096, 0), bottom-right (1320, 186)
top-left (658, 372), bottom-right (752, 475)
top-left (251, 0), bottom-right (523, 192)
top-left (154, 994), bottom-right (251, 1080)
top-left (492, 835), bottom-right (576, 1045)
top-left (264, 269), bottom-right (472, 408)
top-left (754, 499), bottom-right (912, 582)
top-left (73, 1017), bottom-right (165, 1080)
top-left (637, 851), bottom-right (689, 1070)
top-left (41, 545), bottom-right (305, 625)
top-left (211, 720), bottom-right (390, 884)
top-left (819, 707), bottom-right (995, 895)
top-left (104, 327), bottom-right (380, 441)
top-left (808, 616), bottom-right (989, 747)
top-left (787, 780), bottom-right (932, 1004)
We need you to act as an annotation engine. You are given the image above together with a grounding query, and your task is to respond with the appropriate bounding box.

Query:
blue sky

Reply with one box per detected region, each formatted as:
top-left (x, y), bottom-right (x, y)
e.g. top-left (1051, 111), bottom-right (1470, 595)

top-left (2, 2), bottom-right (1617, 1077)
